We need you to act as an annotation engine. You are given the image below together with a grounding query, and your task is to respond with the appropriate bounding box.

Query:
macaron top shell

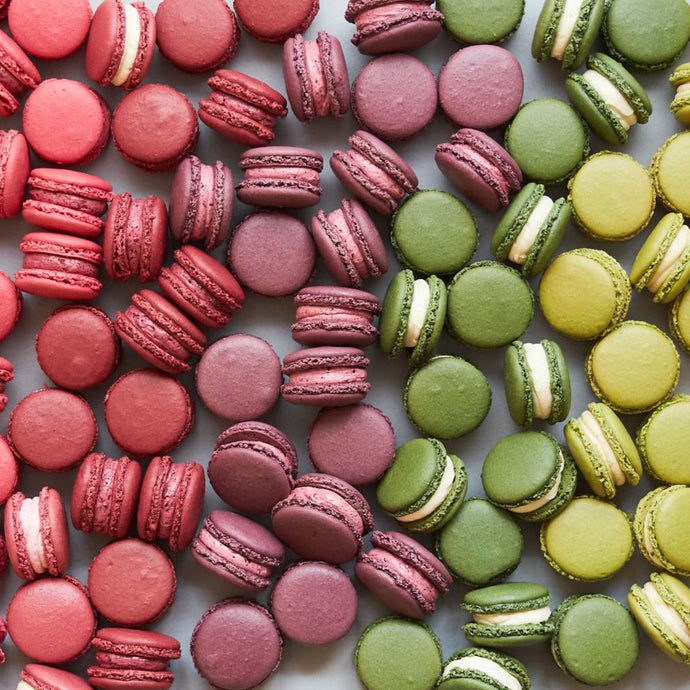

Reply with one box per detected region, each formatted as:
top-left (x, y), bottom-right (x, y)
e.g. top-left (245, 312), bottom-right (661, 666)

top-left (21, 664), bottom-right (93, 690)
top-left (0, 130), bottom-right (30, 220)
top-left (0, 270), bottom-right (22, 341)
top-left (234, 0), bottom-right (318, 43)
top-left (0, 435), bottom-right (19, 506)
top-left (438, 0), bottom-right (524, 44)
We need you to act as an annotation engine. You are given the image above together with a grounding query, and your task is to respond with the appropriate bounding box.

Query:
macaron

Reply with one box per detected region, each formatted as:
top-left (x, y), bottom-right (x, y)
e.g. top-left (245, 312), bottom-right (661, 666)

top-left (379, 270), bottom-right (447, 366)
top-left (0, 357), bottom-right (12, 413)
top-left (137, 455), bottom-right (205, 552)
top-left (345, 0), bottom-right (443, 54)
top-left (283, 31), bottom-right (349, 122)
top-left (504, 339), bottom-right (571, 427)
top-left (169, 156), bottom-right (233, 251)
top-left (436, 129), bottom-right (522, 212)
top-left (652, 132), bottom-right (690, 217)
top-left (491, 183), bottom-right (569, 277)
top-left (71, 452), bottom-right (142, 540)
top-left (531, 0), bottom-right (605, 70)
top-left (586, 320), bottom-right (680, 414)
top-left (628, 572), bottom-right (690, 664)
top-left (85, 0), bottom-right (156, 90)
top-left (670, 286), bottom-right (690, 353)
top-left (0, 435), bottom-right (19, 506)
top-left (538, 248), bottom-right (631, 340)
top-left (191, 510), bottom-right (284, 592)
top-left (0, 130), bottom-right (30, 219)
top-left (272, 473), bottom-right (374, 564)
top-left (209, 421), bottom-right (298, 514)
top-left (355, 530), bottom-right (452, 618)
top-left (236, 146), bottom-right (323, 208)
top-left (19, 665), bottom-right (92, 690)
top-left (234, 0), bottom-right (318, 43)
top-left (461, 582), bottom-right (554, 647)
top-left (392, 190), bottom-right (478, 276)
top-left (311, 199), bottom-right (388, 287)
top-left (330, 130), bottom-right (418, 216)
top-left (0, 29), bottom-right (40, 117)
top-left (540, 496), bottom-right (634, 581)
top-left (115, 289), bottom-right (207, 375)
top-left (199, 69), bottom-right (288, 146)
top-left (565, 402), bottom-right (642, 499)
top-left (437, 647), bottom-right (530, 690)
top-left (670, 63), bottom-right (690, 125)
top-left (376, 437), bottom-right (467, 533)
top-left (0, 270), bottom-right (21, 342)
top-left (4, 487), bottom-right (69, 580)
top-left (404, 355), bottom-right (492, 440)
top-left (88, 628), bottom-right (181, 690)
top-left (103, 193), bottom-right (168, 282)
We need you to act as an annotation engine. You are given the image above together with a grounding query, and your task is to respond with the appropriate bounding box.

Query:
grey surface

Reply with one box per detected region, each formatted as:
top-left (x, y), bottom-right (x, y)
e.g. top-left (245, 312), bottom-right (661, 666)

top-left (0, 0), bottom-right (689, 688)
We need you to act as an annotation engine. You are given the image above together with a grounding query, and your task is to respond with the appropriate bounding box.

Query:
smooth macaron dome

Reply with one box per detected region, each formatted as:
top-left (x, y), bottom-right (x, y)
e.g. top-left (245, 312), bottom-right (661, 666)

top-left (0, 130), bottom-right (30, 220)
top-left (376, 437), bottom-right (467, 533)
top-left (652, 132), bottom-right (690, 217)
top-left (21, 665), bottom-right (92, 690)
top-left (461, 582), bottom-right (554, 647)
top-left (437, 646), bottom-right (530, 690)
top-left (482, 431), bottom-right (577, 522)
top-left (565, 402), bottom-right (642, 499)
top-left (670, 285), bottom-right (690, 353)
top-left (234, 0), bottom-right (318, 43)
top-left (670, 63), bottom-right (690, 125)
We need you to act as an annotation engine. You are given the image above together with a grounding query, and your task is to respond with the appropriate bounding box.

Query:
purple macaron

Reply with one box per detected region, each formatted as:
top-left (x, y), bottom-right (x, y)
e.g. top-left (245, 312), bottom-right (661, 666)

top-left (272, 473), bottom-right (374, 564)
top-left (236, 146), bottom-right (323, 208)
top-left (435, 128), bottom-right (523, 211)
top-left (191, 510), bottom-right (284, 592)
top-left (355, 530), bottom-right (452, 618)
top-left (208, 422), bottom-right (298, 515)
top-left (283, 31), bottom-right (349, 123)
top-left (331, 130), bottom-right (418, 215)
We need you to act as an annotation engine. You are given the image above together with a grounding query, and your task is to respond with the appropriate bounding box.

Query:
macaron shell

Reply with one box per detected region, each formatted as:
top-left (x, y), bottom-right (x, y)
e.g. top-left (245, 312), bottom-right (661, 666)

top-left (378, 269), bottom-right (414, 358)
top-left (0, 435), bottom-right (19, 506)
top-left (652, 132), bottom-right (690, 216)
top-left (524, 197), bottom-right (570, 277)
top-left (22, 664), bottom-right (93, 690)
top-left (647, 485), bottom-right (690, 575)
top-left (562, 0), bottom-right (605, 71)
top-left (0, 130), bottom-right (30, 219)
top-left (352, 7), bottom-right (442, 55)
top-left (410, 275), bottom-right (447, 367)
top-left (234, 0), bottom-right (318, 43)
top-left (463, 621), bottom-right (553, 648)
top-left (0, 270), bottom-right (22, 341)
top-left (438, 0), bottom-right (524, 44)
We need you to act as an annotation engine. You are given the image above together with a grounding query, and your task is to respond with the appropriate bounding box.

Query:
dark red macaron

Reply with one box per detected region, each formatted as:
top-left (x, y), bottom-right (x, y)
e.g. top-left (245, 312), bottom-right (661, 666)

top-left (137, 455), bottom-right (205, 552)
top-left (0, 356), bottom-right (13, 414)
top-left (103, 192), bottom-right (168, 282)
top-left (0, 29), bottom-right (41, 117)
top-left (71, 452), bottom-right (142, 540)
top-left (0, 270), bottom-right (22, 342)
top-left (21, 664), bottom-right (92, 690)
top-left (209, 421), bottom-right (298, 515)
top-left (115, 289), bottom-right (207, 375)
top-left (0, 435), bottom-right (19, 506)
top-left (234, 0), bottom-right (319, 43)
top-left (192, 510), bottom-right (284, 591)
top-left (0, 129), bottom-right (30, 219)
top-left (272, 473), bottom-right (374, 563)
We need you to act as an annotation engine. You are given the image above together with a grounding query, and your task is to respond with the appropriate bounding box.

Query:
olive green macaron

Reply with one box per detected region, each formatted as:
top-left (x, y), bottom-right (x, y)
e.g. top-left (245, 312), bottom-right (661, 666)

top-left (670, 286), bottom-right (690, 354)
top-left (652, 132), bottom-right (690, 217)
top-left (670, 63), bottom-right (690, 126)
top-left (438, 0), bottom-right (525, 45)
top-left (437, 646), bottom-right (531, 690)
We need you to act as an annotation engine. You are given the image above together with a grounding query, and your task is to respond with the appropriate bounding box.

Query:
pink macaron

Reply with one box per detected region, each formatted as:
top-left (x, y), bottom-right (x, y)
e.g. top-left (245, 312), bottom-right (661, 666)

top-left (0, 435), bottom-right (19, 506)
top-left (20, 664), bottom-right (92, 690)
top-left (0, 357), bottom-right (13, 413)
top-left (0, 270), bottom-right (22, 342)
top-left (0, 29), bottom-right (41, 117)
top-left (234, 0), bottom-right (319, 43)
top-left (0, 129), bottom-right (30, 218)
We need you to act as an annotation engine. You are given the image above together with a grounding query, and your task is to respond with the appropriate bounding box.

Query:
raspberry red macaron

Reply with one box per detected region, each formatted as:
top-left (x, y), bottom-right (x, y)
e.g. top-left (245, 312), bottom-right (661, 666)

top-left (4, 487), bottom-right (70, 580)
top-left (192, 510), bottom-right (285, 591)
top-left (272, 473), bottom-right (374, 563)
top-left (115, 289), bottom-right (207, 375)
top-left (15, 231), bottom-right (104, 301)
top-left (103, 192), bottom-right (168, 282)
top-left (0, 270), bottom-right (21, 341)
top-left (85, 0), bottom-right (156, 90)
top-left (0, 357), bottom-right (12, 413)
top-left (0, 435), bottom-right (19, 506)
top-left (71, 452), bottom-right (142, 540)
top-left (0, 29), bottom-right (41, 117)
top-left (20, 664), bottom-right (92, 690)
top-left (137, 455), bottom-right (205, 552)
top-left (234, 0), bottom-right (319, 43)
top-left (0, 129), bottom-right (30, 218)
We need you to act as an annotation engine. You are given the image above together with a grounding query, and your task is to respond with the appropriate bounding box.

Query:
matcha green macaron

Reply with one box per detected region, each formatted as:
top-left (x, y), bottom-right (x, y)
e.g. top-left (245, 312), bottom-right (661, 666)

top-left (461, 582), bottom-right (553, 648)
top-left (379, 270), bottom-right (447, 367)
top-left (504, 339), bottom-right (571, 427)
top-left (376, 437), bottom-right (467, 533)
top-left (670, 63), bottom-right (690, 126)
top-left (491, 183), bottom-right (570, 278)
top-left (564, 402), bottom-right (642, 499)
top-left (652, 132), bottom-right (690, 217)
top-left (670, 286), bottom-right (690, 353)
top-left (436, 647), bottom-right (530, 690)
top-left (438, 0), bottom-right (525, 45)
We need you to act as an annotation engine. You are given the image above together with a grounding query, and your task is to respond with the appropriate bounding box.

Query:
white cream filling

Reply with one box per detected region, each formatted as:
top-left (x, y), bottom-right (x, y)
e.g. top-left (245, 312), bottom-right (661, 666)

top-left (551, 0), bottom-right (586, 59)
top-left (19, 497), bottom-right (48, 574)
top-left (677, 83), bottom-right (690, 97)
top-left (579, 410), bottom-right (626, 485)
top-left (112, 4), bottom-right (141, 86)
top-left (643, 581), bottom-right (690, 648)
top-left (398, 456), bottom-right (455, 522)
top-left (473, 606), bottom-right (552, 626)
top-left (403, 279), bottom-right (431, 348)
top-left (512, 452), bottom-right (564, 514)
top-left (523, 343), bottom-right (553, 419)
top-left (582, 70), bottom-right (637, 130)
top-left (644, 512), bottom-right (664, 567)
top-left (444, 657), bottom-right (521, 690)
top-left (508, 196), bottom-right (554, 265)
top-left (17, 682), bottom-right (36, 690)
top-left (648, 225), bottom-right (690, 293)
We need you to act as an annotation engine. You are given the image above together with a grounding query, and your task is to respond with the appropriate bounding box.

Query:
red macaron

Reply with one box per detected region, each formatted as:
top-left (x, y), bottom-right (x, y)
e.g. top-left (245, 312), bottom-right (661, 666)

top-left (0, 435), bottom-right (19, 506)
top-left (20, 664), bottom-right (92, 690)
top-left (0, 270), bottom-right (22, 342)
top-left (234, 0), bottom-right (319, 43)
top-left (0, 129), bottom-right (30, 219)
top-left (0, 356), bottom-right (13, 414)
top-left (0, 29), bottom-right (41, 117)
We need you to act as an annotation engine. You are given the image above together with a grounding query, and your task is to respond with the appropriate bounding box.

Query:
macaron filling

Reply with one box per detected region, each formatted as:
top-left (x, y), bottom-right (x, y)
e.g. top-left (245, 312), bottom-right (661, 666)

top-left (578, 410), bottom-right (626, 485)
top-left (157, 464), bottom-right (186, 539)
top-left (18, 682), bottom-right (38, 690)
top-left (403, 279), bottom-right (431, 348)
top-left (93, 459), bottom-right (118, 532)
top-left (23, 252), bottom-right (100, 278)
top-left (290, 486), bottom-right (364, 533)
top-left (347, 150), bottom-right (405, 200)
top-left (112, 4), bottom-right (142, 87)
top-left (288, 367), bottom-right (368, 386)
top-left (196, 528), bottom-right (272, 578)
top-left (512, 451), bottom-right (565, 514)
top-left (329, 210), bottom-right (368, 277)
top-left (366, 548), bottom-right (439, 602)
top-left (120, 305), bottom-right (191, 361)
top-left (551, 0), bottom-right (586, 59)
top-left (444, 656), bottom-right (521, 690)
top-left (244, 166), bottom-right (321, 185)
top-left (95, 650), bottom-right (170, 670)
top-left (398, 455), bottom-right (455, 522)
top-left (303, 41), bottom-right (329, 116)
top-left (473, 605), bottom-right (552, 626)
top-left (647, 225), bottom-right (690, 294)
top-left (355, 3), bottom-right (427, 28)
top-left (195, 164), bottom-right (217, 235)
top-left (523, 343), bottom-right (553, 419)
top-left (582, 70), bottom-right (636, 130)
top-left (297, 305), bottom-right (374, 322)
top-left (642, 581), bottom-right (690, 648)
top-left (18, 497), bottom-right (48, 574)
top-left (508, 196), bottom-right (554, 265)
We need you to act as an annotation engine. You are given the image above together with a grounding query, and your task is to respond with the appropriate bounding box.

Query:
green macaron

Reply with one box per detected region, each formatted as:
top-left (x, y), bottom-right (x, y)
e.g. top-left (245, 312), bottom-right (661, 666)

top-left (355, 616), bottom-right (442, 690)
top-left (628, 572), bottom-right (690, 664)
top-left (540, 496), bottom-right (634, 581)
top-left (438, 0), bottom-right (525, 45)
top-left (504, 339), bottom-right (571, 427)
top-left (376, 437), bottom-right (468, 533)
top-left (436, 498), bottom-right (523, 587)
top-left (531, 0), bottom-right (605, 71)
top-left (564, 402), bottom-right (642, 499)
top-left (565, 52), bottom-right (652, 145)
top-left (482, 431), bottom-right (577, 522)
top-left (670, 63), bottom-right (690, 126)
top-left (437, 646), bottom-right (531, 690)
top-left (391, 190), bottom-right (478, 277)
top-left (491, 183), bottom-right (570, 278)
top-left (551, 594), bottom-right (639, 685)
top-left (651, 132), bottom-right (690, 217)
top-left (630, 213), bottom-right (690, 304)
top-left (669, 286), bottom-right (690, 354)
top-left (461, 582), bottom-right (553, 648)
top-left (379, 270), bottom-right (447, 367)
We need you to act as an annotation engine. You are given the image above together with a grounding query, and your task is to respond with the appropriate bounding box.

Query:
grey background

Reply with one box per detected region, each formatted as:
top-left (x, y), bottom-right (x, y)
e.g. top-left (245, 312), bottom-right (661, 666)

top-left (0, 0), bottom-right (689, 687)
